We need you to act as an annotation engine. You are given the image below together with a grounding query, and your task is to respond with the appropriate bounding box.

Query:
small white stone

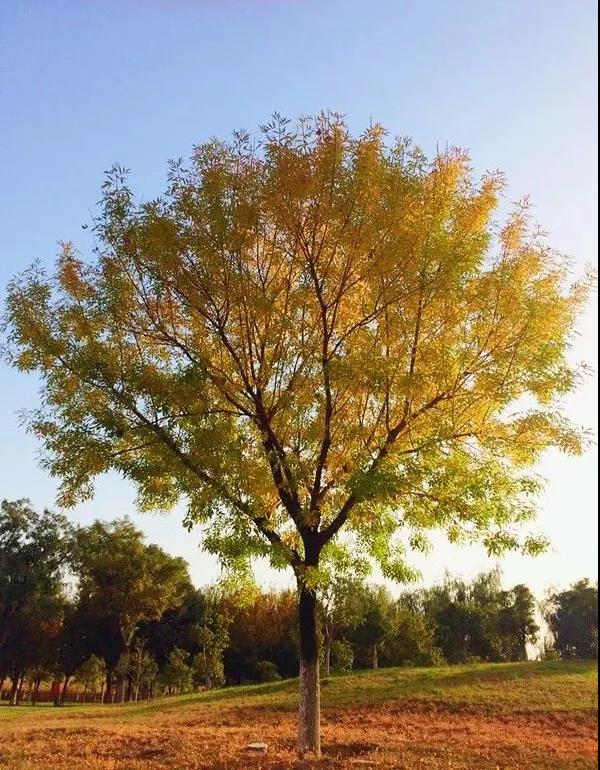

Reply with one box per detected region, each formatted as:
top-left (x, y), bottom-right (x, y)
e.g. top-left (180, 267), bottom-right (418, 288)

top-left (245, 742), bottom-right (268, 753)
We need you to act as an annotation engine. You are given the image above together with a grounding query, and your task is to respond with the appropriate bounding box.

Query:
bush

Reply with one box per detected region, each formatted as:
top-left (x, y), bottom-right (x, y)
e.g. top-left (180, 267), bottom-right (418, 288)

top-left (254, 660), bottom-right (281, 682)
top-left (330, 640), bottom-right (354, 672)
top-left (539, 640), bottom-right (561, 661)
top-left (159, 647), bottom-right (193, 693)
top-left (415, 647), bottom-right (445, 667)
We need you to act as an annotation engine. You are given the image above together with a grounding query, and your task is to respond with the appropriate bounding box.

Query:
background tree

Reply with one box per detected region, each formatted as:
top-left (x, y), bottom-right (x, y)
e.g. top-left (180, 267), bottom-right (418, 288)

top-left (73, 654), bottom-right (106, 703)
top-left (159, 647), bottom-right (193, 695)
top-left (225, 589), bottom-right (298, 683)
top-left (63, 596), bottom-right (124, 703)
top-left (316, 547), bottom-right (370, 676)
top-left (191, 625), bottom-right (226, 689)
top-left (0, 500), bottom-right (70, 705)
top-left (497, 583), bottom-right (539, 661)
top-left (384, 598), bottom-right (441, 667)
top-left (415, 577), bottom-right (475, 664)
top-left (412, 569), bottom-right (538, 664)
top-left (12, 605), bottom-right (63, 705)
top-left (328, 639), bottom-right (354, 672)
top-left (141, 587), bottom-right (204, 669)
top-left (115, 641), bottom-right (158, 701)
top-left (544, 579), bottom-right (598, 659)
top-left (350, 585), bottom-right (394, 669)
top-left (4, 114), bottom-right (591, 754)
top-left (72, 519), bottom-right (191, 701)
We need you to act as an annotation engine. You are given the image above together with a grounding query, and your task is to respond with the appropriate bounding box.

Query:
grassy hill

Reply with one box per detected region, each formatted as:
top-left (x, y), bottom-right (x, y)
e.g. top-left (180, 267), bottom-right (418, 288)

top-left (1, 660), bottom-right (597, 769)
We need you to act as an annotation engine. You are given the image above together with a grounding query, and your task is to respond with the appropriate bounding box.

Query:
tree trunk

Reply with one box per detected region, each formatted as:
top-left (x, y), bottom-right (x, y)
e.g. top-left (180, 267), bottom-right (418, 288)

top-left (9, 676), bottom-right (19, 706)
top-left (32, 677), bottom-right (41, 706)
top-left (372, 644), bottom-right (379, 670)
top-left (519, 634), bottom-right (527, 662)
top-left (52, 680), bottom-right (61, 706)
top-left (104, 672), bottom-right (112, 704)
top-left (297, 583), bottom-right (321, 758)
top-left (60, 675), bottom-right (70, 705)
top-left (119, 648), bottom-right (130, 703)
top-left (324, 621), bottom-right (332, 677)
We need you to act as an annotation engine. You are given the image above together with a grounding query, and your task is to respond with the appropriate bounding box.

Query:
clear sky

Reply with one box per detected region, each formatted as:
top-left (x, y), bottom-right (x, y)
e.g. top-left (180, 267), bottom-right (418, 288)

top-left (1, 0), bottom-right (597, 598)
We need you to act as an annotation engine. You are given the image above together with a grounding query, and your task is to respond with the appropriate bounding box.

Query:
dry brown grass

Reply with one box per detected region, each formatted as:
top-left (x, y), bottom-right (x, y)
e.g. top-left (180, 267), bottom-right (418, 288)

top-left (1, 661), bottom-right (597, 770)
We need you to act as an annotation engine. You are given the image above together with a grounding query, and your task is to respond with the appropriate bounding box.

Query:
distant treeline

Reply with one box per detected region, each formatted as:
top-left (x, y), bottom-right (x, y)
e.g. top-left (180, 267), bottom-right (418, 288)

top-left (1, 500), bottom-right (597, 706)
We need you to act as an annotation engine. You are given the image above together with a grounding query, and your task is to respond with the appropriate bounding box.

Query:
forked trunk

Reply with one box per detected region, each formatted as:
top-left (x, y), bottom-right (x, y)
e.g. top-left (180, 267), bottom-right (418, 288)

top-left (297, 584), bottom-right (320, 758)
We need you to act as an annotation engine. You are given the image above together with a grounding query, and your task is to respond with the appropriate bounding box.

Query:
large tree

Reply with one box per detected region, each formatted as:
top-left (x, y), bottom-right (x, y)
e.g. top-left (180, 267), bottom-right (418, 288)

top-left (3, 114), bottom-right (591, 755)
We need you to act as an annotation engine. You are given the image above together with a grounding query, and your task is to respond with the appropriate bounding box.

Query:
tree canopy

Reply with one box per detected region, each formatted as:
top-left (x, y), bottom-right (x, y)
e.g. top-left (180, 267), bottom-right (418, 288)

top-left (0, 499), bottom-right (70, 704)
top-left (73, 519), bottom-right (191, 653)
top-left (544, 579), bottom-right (598, 660)
top-left (4, 115), bottom-right (590, 578)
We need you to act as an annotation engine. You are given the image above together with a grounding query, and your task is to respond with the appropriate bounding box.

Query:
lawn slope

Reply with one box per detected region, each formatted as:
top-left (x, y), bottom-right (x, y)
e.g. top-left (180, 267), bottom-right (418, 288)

top-left (0, 661), bottom-right (597, 770)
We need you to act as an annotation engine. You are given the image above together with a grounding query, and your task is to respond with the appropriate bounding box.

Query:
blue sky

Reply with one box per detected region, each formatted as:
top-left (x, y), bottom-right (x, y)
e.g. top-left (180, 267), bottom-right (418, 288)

top-left (1, 0), bottom-right (597, 596)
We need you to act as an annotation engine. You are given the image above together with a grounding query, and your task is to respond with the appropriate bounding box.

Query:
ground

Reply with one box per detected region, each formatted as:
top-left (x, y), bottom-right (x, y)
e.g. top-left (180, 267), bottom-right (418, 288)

top-left (0, 661), bottom-right (597, 770)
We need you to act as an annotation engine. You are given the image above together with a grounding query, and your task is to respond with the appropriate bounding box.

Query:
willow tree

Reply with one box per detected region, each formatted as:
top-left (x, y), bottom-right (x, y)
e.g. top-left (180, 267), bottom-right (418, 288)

top-left (4, 114), bottom-right (591, 756)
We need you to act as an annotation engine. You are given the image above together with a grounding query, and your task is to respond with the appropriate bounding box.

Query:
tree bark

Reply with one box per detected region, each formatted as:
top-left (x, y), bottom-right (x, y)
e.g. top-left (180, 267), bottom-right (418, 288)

top-left (60, 675), bottom-right (70, 705)
top-left (297, 583), bottom-right (321, 758)
top-left (32, 677), bottom-right (41, 706)
top-left (104, 672), bottom-right (112, 704)
top-left (324, 621), bottom-right (332, 677)
top-left (372, 644), bottom-right (379, 670)
top-left (126, 675), bottom-right (132, 702)
top-left (9, 676), bottom-right (20, 706)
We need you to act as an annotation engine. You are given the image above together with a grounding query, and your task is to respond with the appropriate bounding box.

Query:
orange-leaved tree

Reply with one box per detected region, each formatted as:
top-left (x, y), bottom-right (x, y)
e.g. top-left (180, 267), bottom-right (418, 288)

top-left (3, 114), bottom-right (592, 756)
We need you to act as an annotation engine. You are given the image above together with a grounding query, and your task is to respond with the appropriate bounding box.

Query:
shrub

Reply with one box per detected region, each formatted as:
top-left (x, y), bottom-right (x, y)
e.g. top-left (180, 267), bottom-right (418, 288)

top-left (330, 640), bottom-right (354, 672)
top-left (254, 660), bottom-right (281, 682)
top-left (415, 647), bottom-right (445, 667)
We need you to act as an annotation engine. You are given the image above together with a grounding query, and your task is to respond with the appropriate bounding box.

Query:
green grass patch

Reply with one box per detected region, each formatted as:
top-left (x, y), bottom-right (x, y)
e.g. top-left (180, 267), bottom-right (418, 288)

top-left (0, 660), bottom-right (596, 725)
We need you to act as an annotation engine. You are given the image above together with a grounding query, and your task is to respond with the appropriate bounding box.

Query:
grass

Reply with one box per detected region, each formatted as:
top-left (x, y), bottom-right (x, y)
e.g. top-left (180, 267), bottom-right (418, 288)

top-left (0, 660), bottom-right (597, 769)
